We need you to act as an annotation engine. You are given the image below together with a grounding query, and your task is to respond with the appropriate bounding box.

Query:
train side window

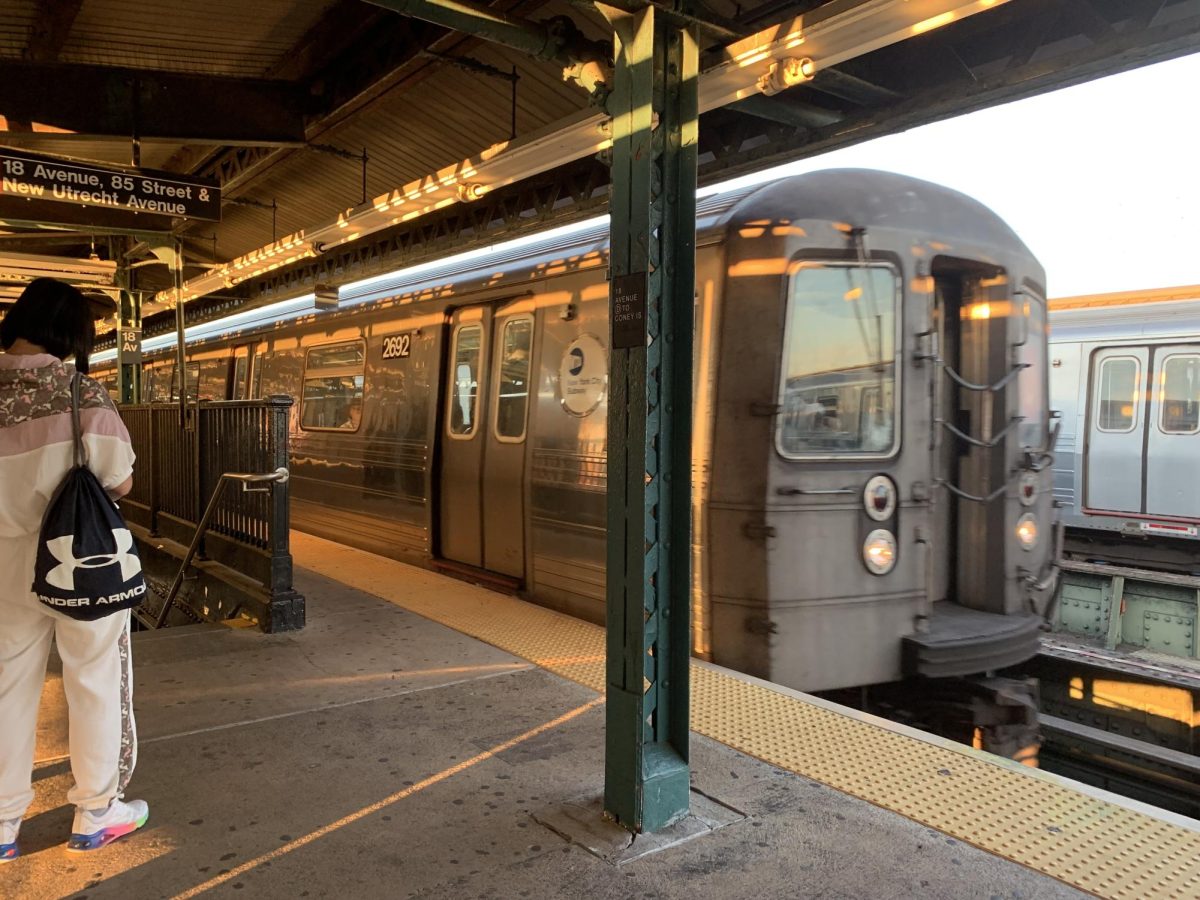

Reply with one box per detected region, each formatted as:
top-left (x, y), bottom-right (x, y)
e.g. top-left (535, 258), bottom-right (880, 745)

top-left (494, 317), bottom-right (533, 442)
top-left (1159, 354), bottom-right (1200, 434)
top-left (1096, 356), bottom-right (1139, 432)
top-left (448, 324), bottom-right (482, 438)
top-left (300, 341), bottom-right (365, 431)
top-left (776, 262), bottom-right (900, 458)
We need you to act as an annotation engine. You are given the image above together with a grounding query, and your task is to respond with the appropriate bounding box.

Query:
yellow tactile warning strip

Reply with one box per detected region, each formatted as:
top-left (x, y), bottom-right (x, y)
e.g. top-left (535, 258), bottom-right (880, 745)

top-left (292, 533), bottom-right (1200, 899)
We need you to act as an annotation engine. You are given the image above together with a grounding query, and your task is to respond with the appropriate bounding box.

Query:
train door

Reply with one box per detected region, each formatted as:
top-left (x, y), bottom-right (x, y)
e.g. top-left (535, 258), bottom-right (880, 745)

top-left (931, 261), bottom-right (1012, 613)
top-left (1145, 347), bottom-right (1199, 518)
top-left (1085, 347), bottom-right (1147, 513)
top-left (438, 302), bottom-right (533, 580)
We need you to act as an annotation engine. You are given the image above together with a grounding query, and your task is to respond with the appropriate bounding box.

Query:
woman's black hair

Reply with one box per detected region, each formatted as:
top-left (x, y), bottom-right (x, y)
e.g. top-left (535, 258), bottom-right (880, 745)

top-left (0, 277), bottom-right (96, 373)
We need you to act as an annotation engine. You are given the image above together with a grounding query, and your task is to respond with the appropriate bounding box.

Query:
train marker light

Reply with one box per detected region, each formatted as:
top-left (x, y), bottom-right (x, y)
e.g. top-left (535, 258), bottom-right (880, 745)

top-left (863, 529), bottom-right (897, 575)
top-left (863, 475), bottom-right (897, 522)
top-left (1016, 514), bottom-right (1038, 550)
top-left (1018, 472), bottom-right (1037, 507)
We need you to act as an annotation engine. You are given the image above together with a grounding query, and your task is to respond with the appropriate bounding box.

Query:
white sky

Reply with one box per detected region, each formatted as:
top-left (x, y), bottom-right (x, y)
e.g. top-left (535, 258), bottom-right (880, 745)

top-left (711, 52), bottom-right (1200, 299)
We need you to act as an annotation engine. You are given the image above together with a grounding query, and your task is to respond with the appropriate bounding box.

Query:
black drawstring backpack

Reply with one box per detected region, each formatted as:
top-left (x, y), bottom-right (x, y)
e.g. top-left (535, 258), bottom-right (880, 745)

top-left (31, 373), bottom-right (146, 620)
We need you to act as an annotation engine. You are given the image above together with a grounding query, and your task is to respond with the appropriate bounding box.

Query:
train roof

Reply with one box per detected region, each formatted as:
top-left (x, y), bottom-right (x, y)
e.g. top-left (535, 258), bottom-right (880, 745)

top-left (96, 169), bottom-right (1035, 362)
top-left (725, 168), bottom-right (1037, 261)
top-left (1048, 296), bottom-right (1200, 342)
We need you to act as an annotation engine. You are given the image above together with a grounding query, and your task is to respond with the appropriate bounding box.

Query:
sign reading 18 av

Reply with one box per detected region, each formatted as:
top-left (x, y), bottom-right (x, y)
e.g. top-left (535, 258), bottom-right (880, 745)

top-left (0, 147), bottom-right (221, 222)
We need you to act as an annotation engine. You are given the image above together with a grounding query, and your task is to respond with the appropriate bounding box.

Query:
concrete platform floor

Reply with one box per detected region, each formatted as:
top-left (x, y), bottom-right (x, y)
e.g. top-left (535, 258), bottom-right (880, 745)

top-left (10, 562), bottom-right (1089, 899)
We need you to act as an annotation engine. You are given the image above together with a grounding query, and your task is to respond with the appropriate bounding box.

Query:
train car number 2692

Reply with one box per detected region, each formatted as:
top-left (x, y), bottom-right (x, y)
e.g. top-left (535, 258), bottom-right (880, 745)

top-left (382, 333), bottom-right (412, 360)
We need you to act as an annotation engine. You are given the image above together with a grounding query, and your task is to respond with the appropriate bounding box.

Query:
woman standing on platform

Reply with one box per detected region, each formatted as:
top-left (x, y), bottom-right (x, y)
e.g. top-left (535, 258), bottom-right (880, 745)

top-left (0, 278), bottom-right (148, 861)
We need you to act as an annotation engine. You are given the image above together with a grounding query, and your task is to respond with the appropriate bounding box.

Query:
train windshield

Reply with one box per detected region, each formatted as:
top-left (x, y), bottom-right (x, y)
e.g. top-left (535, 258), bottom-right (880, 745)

top-left (777, 262), bottom-right (899, 458)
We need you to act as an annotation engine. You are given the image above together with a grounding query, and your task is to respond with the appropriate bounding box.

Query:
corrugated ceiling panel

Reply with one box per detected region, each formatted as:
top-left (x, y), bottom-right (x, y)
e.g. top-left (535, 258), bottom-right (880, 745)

top-left (59, 0), bottom-right (337, 76)
top-left (210, 48), bottom-right (592, 258)
top-left (0, 0), bottom-right (38, 58)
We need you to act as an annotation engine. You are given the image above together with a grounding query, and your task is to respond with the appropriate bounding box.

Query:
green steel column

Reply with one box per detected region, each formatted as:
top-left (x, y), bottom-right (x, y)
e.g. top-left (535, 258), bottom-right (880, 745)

top-left (601, 2), bottom-right (698, 833)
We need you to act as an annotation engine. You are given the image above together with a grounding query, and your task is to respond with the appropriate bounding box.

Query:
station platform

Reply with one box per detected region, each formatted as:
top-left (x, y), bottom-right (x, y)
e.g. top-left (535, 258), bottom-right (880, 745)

top-left (13, 534), bottom-right (1199, 900)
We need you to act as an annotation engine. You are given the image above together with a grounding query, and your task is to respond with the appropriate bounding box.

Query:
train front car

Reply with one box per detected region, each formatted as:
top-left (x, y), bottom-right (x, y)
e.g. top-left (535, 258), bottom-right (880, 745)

top-left (702, 169), bottom-right (1057, 755)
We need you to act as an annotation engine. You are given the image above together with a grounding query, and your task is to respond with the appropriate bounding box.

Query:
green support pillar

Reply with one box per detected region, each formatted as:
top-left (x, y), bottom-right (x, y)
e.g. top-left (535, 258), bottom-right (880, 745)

top-left (601, 2), bottom-right (698, 833)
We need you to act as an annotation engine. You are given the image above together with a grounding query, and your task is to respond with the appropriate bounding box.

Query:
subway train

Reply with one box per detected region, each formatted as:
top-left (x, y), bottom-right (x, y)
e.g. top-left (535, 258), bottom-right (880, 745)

top-left (96, 169), bottom-right (1058, 750)
top-left (1048, 290), bottom-right (1200, 573)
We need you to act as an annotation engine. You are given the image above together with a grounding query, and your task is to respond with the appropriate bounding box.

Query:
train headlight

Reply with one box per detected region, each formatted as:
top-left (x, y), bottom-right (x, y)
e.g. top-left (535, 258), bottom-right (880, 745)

top-left (1016, 514), bottom-right (1038, 550)
top-left (862, 529), bottom-right (897, 575)
top-left (863, 474), bottom-right (897, 522)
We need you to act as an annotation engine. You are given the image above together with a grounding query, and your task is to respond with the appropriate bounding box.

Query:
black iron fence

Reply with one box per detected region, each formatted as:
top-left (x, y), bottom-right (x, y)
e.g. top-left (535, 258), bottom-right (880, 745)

top-left (118, 397), bottom-right (303, 631)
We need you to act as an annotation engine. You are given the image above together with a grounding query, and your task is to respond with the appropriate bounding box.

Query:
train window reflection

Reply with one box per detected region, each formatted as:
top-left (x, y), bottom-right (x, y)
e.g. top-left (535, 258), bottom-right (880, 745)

top-left (301, 340), bottom-right (365, 431)
top-left (1160, 354), bottom-right (1200, 434)
top-left (777, 262), bottom-right (899, 458)
top-left (1096, 356), bottom-right (1139, 432)
top-left (495, 317), bottom-right (533, 441)
top-left (449, 324), bottom-right (482, 437)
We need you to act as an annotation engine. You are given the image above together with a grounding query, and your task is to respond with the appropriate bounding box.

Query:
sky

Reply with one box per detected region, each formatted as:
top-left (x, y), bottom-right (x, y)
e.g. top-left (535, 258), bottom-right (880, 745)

top-left (706, 52), bottom-right (1200, 299)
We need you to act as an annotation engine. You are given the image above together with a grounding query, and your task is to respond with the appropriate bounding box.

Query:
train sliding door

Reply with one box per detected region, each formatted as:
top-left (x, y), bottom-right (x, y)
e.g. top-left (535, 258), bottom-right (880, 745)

top-left (438, 302), bottom-right (534, 580)
top-left (1085, 347), bottom-right (1147, 513)
top-left (1145, 347), bottom-right (1199, 518)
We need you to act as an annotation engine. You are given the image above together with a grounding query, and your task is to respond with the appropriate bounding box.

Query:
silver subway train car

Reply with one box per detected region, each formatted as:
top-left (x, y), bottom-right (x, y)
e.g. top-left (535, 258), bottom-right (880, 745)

top-left (1048, 289), bottom-right (1200, 571)
top-left (98, 169), bottom-right (1057, 742)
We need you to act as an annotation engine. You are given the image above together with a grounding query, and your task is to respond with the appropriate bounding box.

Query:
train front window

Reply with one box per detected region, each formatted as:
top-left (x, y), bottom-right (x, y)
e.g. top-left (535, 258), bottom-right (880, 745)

top-left (1160, 354), bottom-right (1200, 434)
top-left (300, 341), bottom-right (365, 431)
top-left (777, 262), bottom-right (899, 458)
top-left (448, 324), bottom-right (482, 437)
top-left (1096, 356), bottom-right (1139, 432)
top-left (495, 317), bottom-right (532, 441)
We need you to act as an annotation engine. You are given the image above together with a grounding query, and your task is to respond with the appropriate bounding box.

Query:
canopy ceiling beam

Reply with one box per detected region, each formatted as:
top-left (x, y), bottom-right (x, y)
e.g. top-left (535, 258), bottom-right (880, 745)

top-left (362, 0), bottom-right (610, 66)
top-left (0, 62), bottom-right (307, 145)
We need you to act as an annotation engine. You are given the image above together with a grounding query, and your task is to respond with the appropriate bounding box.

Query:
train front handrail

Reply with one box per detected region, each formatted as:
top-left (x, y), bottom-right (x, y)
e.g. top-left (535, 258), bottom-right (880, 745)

top-left (140, 467), bottom-right (291, 629)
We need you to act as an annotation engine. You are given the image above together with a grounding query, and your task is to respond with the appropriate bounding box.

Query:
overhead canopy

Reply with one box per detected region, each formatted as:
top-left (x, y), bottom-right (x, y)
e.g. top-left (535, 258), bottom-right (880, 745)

top-left (0, 0), bottom-right (1197, 333)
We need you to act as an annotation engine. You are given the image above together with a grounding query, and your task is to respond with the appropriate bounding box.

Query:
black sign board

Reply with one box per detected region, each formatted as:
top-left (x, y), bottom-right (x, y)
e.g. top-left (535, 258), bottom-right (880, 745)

top-left (611, 272), bottom-right (647, 350)
top-left (118, 328), bottom-right (142, 367)
top-left (0, 147), bottom-right (220, 222)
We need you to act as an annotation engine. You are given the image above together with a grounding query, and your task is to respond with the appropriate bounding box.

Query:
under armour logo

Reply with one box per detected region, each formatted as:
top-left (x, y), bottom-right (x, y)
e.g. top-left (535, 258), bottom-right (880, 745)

top-left (45, 528), bottom-right (141, 591)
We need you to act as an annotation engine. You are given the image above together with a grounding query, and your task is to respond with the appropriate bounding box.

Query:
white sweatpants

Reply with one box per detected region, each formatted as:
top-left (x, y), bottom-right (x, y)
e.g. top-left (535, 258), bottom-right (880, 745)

top-left (0, 537), bottom-right (136, 819)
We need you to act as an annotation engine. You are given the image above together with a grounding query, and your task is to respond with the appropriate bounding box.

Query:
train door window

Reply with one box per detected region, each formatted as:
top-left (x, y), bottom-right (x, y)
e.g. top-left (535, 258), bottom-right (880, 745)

top-left (494, 317), bottom-right (533, 442)
top-left (1096, 356), bottom-right (1139, 432)
top-left (1159, 354), bottom-right (1200, 434)
top-left (252, 351), bottom-right (265, 399)
top-left (448, 324), bottom-right (482, 437)
top-left (300, 341), bottom-right (366, 431)
top-left (232, 348), bottom-right (250, 400)
top-left (776, 262), bottom-right (900, 458)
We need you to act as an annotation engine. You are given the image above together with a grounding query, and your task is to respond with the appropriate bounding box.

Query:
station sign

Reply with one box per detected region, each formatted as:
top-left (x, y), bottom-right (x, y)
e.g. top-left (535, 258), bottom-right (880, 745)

top-left (611, 272), bottom-right (647, 350)
top-left (0, 147), bottom-right (220, 222)
top-left (118, 327), bottom-right (142, 367)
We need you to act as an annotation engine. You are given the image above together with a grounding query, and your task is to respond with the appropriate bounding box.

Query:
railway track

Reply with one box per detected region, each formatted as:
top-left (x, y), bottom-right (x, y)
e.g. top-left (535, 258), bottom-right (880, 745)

top-left (1019, 639), bottom-right (1200, 818)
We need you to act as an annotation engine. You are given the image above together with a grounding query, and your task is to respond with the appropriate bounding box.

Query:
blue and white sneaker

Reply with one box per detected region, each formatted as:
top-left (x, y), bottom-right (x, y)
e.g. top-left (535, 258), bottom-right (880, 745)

top-left (67, 799), bottom-right (149, 853)
top-left (1, 817), bottom-right (19, 862)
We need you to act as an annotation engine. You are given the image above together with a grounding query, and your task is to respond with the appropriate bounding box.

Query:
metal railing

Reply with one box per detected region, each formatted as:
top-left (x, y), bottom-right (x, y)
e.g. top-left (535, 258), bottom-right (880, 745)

top-left (118, 396), bottom-right (302, 631)
top-left (141, 468), bottom-right (291, 629)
